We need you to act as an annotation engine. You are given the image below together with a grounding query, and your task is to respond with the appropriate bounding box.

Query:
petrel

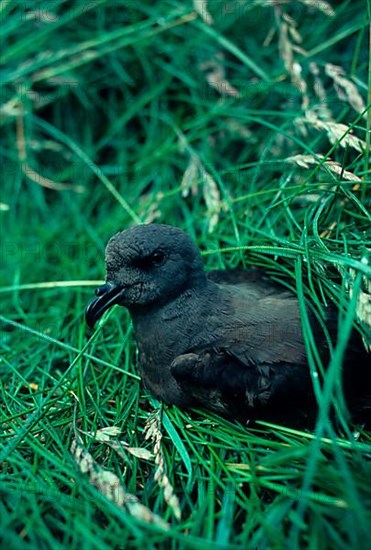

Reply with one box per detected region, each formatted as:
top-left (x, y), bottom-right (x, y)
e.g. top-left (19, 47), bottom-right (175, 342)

top-left (85, 224), bottom-right (370, 423)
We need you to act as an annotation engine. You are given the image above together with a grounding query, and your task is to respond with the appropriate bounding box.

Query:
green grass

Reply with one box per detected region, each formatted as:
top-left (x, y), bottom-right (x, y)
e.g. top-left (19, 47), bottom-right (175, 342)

top-left (1, 0), bottom-right (371, 548)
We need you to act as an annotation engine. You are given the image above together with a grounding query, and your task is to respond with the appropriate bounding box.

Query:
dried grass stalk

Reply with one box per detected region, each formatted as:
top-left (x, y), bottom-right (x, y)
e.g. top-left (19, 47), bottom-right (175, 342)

top-left (300, 112), bottom-right (367, 153)
top-left (16, 102), bottom-right (83, 192)
top-left (202, 168), bottom-right (221, 232)
top-left (286, 154), bottom-right (361, 182)
top-left (86, 426), bottom-right (153, 461)
top-left (267, 0), bottom-right (334, 16)
top-left (309, 62), bottom-right (332, 120)
top-left (199, 53), bottom-right (241, 98)
top-left (194, 0), bottom-right (214, 25)
top-left (181, 155), bottom-right (221, 232)
top-left (348, 266), bottom-right (371, 350)
top-left (144, 409), bottom-right (182, 520)
top-left (325, 63), bottom-right (366, 116)
top-left (71, 439), bottom-right (169, 530)
top-left (276, 7), bottom-right (308, 109)
top-left (181, 156), bottom-right (199, 198)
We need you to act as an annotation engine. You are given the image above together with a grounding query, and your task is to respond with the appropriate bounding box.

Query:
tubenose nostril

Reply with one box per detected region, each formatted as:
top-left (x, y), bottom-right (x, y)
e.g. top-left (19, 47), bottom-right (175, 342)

top-left (95, 284), bottom-right (111, 296)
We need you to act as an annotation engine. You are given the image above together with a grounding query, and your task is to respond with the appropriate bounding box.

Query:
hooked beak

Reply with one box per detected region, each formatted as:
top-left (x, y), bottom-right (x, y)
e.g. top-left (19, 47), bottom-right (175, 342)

top-left (85, 282), bottom-right (125, 328)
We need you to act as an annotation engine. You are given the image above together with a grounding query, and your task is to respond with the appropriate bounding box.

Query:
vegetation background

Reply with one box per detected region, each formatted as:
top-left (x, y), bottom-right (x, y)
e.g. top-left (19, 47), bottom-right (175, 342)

top-left (1, 1), bottom-right (370, 548)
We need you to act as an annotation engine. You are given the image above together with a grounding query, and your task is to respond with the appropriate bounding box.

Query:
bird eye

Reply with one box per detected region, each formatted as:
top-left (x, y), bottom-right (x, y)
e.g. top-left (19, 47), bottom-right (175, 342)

top-left (150, 250), bottom-right (166, 266)
top-left (132, 250), bottom-right (166, 269)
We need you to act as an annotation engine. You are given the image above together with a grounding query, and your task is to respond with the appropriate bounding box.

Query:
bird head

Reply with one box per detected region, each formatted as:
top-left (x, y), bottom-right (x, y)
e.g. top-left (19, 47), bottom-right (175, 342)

top-left (85, 224), bottom-right (206, 327)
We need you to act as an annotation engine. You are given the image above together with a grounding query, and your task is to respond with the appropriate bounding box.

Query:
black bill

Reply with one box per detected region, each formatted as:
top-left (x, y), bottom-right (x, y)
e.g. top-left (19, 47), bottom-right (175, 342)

top-left (85, 282), bottom-right (125, 328)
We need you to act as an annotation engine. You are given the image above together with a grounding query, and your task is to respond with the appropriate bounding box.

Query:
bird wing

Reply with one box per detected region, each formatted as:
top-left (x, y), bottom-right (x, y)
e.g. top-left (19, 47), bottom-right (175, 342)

top-left (208, 268), bottom-right (292, 296)
top-left (206, 277), bottom-right (308, 367)
top-left (171, 272), bottom-right (314, 417)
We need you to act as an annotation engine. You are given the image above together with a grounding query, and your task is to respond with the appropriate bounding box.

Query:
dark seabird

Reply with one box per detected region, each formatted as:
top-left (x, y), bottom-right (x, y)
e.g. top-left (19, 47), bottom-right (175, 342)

top-left (85, 224), bottom-right (370, 423)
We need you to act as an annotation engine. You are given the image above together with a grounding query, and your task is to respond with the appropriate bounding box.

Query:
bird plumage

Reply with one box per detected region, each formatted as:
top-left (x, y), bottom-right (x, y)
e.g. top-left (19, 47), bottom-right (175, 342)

top-left (85, 223), bottom-right (370, 424)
